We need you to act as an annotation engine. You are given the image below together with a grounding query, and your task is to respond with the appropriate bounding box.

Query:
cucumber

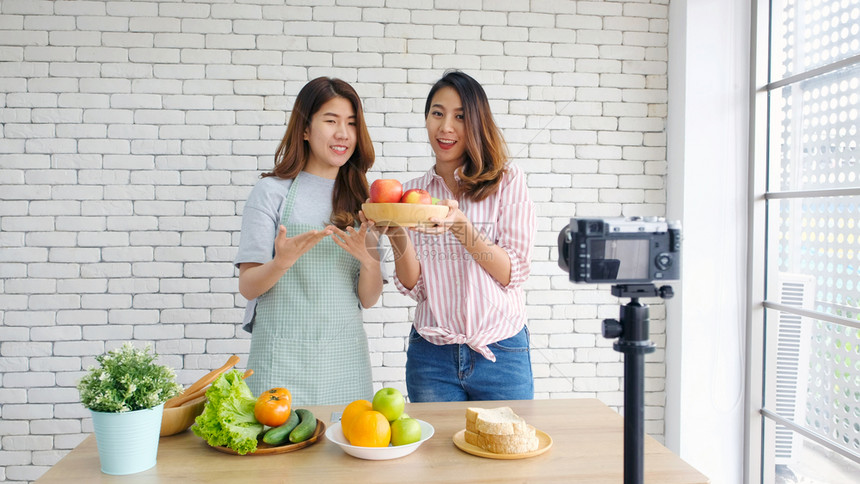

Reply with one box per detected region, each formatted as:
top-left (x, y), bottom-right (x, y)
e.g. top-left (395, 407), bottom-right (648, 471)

top-left (288, 409), bottom-right (317, 443)
top-left (262, 410), bottom-right (300, 446)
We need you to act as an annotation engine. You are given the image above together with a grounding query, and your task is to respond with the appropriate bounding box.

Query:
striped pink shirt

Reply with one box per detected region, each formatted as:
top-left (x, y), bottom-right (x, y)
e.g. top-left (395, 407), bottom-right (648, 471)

top-left (393, 164), bottom-right (536, 362)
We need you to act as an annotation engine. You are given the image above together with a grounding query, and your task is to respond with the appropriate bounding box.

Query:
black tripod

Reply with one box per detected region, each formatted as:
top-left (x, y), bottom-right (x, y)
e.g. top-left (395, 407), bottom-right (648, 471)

top-left (601, 283), bottom-right (674, 484)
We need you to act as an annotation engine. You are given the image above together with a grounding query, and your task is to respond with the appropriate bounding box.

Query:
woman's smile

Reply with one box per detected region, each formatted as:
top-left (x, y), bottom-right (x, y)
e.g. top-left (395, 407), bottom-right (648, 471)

top-left (436, 138), bottom-right (457, 150)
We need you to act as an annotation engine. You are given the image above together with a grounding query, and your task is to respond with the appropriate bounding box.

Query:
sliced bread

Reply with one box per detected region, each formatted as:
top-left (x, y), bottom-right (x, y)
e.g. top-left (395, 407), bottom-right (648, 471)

top-left (464, 407), bottom-right (538, 454)
top-left (466, 406), bottom-right (530, 435)
top-left (464, 429), bottom-right (539, 454)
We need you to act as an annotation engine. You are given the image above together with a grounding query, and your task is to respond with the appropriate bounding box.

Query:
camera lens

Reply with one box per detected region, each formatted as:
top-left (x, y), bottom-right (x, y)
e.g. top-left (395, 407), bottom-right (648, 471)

top-left (557, 226), bottom-right (571, 273)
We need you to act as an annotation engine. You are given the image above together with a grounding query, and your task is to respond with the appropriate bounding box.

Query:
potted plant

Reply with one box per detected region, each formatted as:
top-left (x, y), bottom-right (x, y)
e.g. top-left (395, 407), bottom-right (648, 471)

top-left (77, 342), bottom-right (182, 475)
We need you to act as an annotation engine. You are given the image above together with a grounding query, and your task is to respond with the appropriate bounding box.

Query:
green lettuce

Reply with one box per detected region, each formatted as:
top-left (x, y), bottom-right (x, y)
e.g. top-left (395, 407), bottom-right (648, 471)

top-left (191, 369), bottom-right (263, 455)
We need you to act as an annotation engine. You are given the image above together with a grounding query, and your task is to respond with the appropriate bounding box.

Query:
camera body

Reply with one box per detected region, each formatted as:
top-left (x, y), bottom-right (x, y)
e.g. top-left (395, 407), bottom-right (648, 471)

top-left (558, 217), bottom-right (681, 284)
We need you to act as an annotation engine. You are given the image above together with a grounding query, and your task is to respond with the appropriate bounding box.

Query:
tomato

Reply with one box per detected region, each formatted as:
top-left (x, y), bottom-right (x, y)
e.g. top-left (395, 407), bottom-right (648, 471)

top-left (254, 387), bottom-right (292, 427)
top-left (262, 387), bottom-right (290, 400)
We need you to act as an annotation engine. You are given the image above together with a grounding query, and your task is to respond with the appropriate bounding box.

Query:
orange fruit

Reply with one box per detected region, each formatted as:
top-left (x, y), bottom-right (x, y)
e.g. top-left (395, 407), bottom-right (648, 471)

top-left (347, 410), bottom-right (391, 447)
top-left (340, 399), bottom-right (372, 441)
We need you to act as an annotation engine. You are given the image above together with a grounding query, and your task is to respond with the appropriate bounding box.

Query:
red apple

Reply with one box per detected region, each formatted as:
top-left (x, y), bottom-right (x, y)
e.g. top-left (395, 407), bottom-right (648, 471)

top-left (370, 179), bottom-right (403, 203)
top-left (400, 188), bottom-right (432, 204)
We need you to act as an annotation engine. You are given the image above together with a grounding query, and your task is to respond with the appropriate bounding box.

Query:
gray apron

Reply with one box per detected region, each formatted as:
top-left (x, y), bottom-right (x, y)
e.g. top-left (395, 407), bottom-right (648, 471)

top-left (245, 175), bottom-right (373, 406)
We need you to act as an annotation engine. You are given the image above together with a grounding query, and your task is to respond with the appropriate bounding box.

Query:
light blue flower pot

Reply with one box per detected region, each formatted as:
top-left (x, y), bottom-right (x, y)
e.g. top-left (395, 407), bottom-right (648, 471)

top-left (90, 403), bottom-right (164, 475)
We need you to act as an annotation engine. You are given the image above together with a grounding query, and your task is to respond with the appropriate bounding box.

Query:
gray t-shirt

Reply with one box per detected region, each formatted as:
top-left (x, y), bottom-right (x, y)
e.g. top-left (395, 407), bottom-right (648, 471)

top-left (235, 171), bottom-right (387, 331)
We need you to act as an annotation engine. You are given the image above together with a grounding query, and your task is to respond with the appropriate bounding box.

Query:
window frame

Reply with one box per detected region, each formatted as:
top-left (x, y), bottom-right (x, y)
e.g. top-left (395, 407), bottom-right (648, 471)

top-left (746, 1), bottom-right (860, 482)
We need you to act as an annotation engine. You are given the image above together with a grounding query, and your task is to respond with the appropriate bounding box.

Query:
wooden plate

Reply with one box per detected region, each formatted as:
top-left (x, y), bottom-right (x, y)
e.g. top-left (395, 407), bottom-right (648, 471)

top-left (452, 428), bottom-right (552, 460)
top-left (209, 419), bottom-right (326, 456)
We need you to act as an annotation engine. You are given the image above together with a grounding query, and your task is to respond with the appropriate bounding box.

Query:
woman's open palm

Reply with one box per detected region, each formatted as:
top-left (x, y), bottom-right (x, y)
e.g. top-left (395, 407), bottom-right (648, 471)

top-left (328, 222), bottom-right (377, 266)
top-left (272, 225), bottom-right (332, 270)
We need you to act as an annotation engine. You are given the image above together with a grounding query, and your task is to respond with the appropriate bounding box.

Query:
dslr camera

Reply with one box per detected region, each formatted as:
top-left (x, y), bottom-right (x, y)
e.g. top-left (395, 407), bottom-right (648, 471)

top-left (558, 217), bottom-right (681, 284)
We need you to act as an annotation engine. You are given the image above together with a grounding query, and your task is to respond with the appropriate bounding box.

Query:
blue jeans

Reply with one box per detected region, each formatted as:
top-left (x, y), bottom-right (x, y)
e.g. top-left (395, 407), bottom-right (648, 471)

top-left (405, 326), bottom-right (534, 402)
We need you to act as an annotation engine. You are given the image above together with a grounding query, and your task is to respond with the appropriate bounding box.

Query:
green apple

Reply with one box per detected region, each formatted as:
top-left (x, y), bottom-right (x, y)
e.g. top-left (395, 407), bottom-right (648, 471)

top-left (372, 387), bottom-right (405, 422)
top-left (390, 417), bottom-right (422, 446)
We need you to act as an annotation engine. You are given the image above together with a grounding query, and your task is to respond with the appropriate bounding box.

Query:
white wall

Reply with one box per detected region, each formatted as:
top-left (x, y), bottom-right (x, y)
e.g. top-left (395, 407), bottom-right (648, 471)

top-left (0, 1), bottom-right (673, 482)
top-left (666, 1), bottom-right (750, 483)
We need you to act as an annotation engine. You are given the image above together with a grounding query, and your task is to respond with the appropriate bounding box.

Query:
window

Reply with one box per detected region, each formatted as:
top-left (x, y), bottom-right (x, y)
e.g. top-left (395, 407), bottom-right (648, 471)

top-left (751, 0), bottom-right (860, 482)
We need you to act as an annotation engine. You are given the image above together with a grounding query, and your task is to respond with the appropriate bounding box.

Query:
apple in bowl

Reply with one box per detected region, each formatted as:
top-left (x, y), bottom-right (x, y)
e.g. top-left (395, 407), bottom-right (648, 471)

top-left (399, 189), bottom-right (432, 205)
top-left (372, 387), bottom-right (406, 422)
top-left (390, 416), bottom-right (422, 446)
top-left (370, 179), bottom-right (403, 203)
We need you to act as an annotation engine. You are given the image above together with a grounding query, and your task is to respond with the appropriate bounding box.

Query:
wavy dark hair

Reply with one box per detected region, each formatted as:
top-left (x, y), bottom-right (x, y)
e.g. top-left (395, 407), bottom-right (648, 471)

top-left (263, 77), bottom-right (374, 229)
top-left (424, 70), bottom-right (508, 202)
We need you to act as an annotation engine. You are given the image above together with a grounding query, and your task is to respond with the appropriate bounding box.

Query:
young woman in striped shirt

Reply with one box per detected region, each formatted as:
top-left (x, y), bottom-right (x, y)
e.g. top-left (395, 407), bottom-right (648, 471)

top-left (381, 71), bottom-right (537, 402)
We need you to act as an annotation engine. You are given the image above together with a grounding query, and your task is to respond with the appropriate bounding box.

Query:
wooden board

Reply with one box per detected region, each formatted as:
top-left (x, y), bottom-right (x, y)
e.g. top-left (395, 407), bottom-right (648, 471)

top-left (36, 399), bottom-right (711, 483)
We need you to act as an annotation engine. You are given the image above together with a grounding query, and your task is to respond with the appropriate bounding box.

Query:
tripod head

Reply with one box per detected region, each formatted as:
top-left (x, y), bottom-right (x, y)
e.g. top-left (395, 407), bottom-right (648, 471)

top-left (610, 283), bottom-right (674, 300)
top-left (602, 284), bottom-right (673, 341)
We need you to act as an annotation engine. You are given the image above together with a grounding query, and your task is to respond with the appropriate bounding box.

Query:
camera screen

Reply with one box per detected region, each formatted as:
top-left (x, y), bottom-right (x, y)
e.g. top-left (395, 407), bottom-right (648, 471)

top-left (588, 239), bottom-right (649, 280)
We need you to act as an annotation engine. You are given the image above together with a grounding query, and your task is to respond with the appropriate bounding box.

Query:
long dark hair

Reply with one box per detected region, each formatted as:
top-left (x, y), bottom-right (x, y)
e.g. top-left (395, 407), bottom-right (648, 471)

top-left (424, 70), bottom-right (508, 202)
top-left (264, 77), bottom-right (374, 229)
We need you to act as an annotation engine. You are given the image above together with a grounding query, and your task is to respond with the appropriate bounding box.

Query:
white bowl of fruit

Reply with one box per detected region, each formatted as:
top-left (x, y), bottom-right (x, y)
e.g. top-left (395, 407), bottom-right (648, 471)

top-left (326, 388), bottom-right (435, 460)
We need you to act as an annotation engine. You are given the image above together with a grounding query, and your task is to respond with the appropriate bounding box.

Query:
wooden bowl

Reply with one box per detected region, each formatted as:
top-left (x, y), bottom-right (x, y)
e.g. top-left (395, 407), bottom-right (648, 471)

top-left (160, 395), bottom-right (206, 437)
top-left (362, 203), bottom-right (449, 227)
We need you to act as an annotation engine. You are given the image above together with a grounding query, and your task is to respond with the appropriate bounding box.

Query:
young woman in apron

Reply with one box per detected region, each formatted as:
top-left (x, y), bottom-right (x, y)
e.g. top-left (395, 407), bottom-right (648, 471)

top-left (234, 77), bottom-right (382, 406)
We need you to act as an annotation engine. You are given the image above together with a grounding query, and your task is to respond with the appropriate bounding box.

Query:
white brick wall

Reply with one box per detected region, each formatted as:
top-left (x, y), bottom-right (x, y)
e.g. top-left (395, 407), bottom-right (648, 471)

top-left (0, 1), bottom-right (670, 481)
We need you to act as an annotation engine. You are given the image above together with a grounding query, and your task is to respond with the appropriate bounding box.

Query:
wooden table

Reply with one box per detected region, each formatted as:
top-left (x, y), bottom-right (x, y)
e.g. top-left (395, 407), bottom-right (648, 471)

top-left (36, 398), bottom-right (709, 483)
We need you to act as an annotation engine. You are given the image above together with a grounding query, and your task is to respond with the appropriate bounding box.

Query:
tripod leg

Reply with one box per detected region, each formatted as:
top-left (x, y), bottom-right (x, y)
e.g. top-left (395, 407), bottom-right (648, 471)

top-left (615, 298), bottom-right (653, 484)
top-left (624, 350), bottom-right (645, 484)
top-left (604, 286), bottom-right (664, 484)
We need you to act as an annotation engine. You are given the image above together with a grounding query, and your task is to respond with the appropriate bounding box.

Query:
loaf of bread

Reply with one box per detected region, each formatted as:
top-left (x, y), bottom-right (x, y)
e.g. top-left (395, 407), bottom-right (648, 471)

top-left (464, 407), bottom-right (539, 454)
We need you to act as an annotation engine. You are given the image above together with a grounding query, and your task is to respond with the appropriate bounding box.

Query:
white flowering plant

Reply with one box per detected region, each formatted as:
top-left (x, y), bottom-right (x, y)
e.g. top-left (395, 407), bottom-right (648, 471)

top-left (77, 342), bottom-right (183, 413)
